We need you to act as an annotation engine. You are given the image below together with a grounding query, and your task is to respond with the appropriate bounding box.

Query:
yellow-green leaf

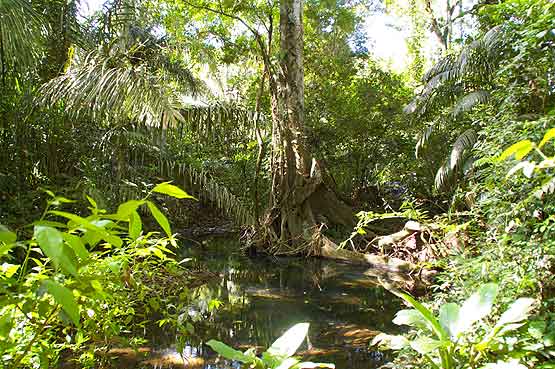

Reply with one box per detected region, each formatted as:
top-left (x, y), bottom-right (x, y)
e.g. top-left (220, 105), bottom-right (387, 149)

top-left (152, 182), bottom-right (196, 199)
top-left (129, 211), bottom-right (142, 239)
top-left (147, 201), bottom-right (171, 237)
top-left (539, 128), bottom-right (555, 148)
top-left (498, 140), bottom-right (534, 161)
top-left (34, 226), bottom-right (78, 276)
top-left (62, 233), bottom-right (89, 261)
top-left (0, 225), bottom-right (16, 245)
top-left (116, 200), bottom-right (145, 219)
top-left (43, 279), bottom-right (80, 326)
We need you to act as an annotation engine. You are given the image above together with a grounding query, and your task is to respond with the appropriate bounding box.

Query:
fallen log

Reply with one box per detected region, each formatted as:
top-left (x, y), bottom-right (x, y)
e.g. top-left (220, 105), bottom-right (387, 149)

top-left (376, 220), bottom-right (422, 251)
top-left (318, 234), bottom-right (436, 282)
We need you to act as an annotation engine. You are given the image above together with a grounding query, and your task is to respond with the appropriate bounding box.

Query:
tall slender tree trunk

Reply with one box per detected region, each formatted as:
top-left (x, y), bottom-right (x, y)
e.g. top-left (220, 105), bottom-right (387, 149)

top-left (260, 0), bottom-right (354, 252)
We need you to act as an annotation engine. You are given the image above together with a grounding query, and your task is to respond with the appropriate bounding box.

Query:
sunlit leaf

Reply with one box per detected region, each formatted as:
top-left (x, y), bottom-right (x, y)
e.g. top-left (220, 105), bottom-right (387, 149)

top-left (371, 333), bottom-right (409, 350)
top-left (43, 279), bottom-right (80, 326)
top-left (267, 322), bottom-right (309, 358)
top-left (392, 290), bottom-right (448, 341)
top-left (538, 128), bottom-right (555, 148)
top-left (439, 303), bottom-right (461, 339)
top-left (498, 140), bottom-right (533, 161)
top-left (458, 283), bottom-right (498, 333)
top-left (0, 263), bottom-right (20, 278)
top-left (410, 337), bottom-right (447, 355)
top-left (0, 225), bottom-right (16, 245)
top-left (276, 357), bottom-right (300, 369)
top-left (49, 211), bottom-right (122, 247)
top-left (496, 298), bottom-right (535, 327)
top-left (152, 182), bottom-right (196, 199)
top-left (34, 226), bottom-right (78, 276)
top-left (129, 211), bottom-right (142, 239)
top-left (206, 340), bottom-right (254, 363)
top-left (147, 201), bottom-right (172, 237)
top-left (393, 309), bottom-right (431, 331)
top-left (62, 233), bottom-right (89, 261)
top-left (116, 200), bottom-right (145, 219)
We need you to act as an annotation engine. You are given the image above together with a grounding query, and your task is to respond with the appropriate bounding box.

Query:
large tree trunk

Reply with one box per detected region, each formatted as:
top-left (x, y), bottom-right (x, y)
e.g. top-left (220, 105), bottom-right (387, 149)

top-left (259, 0), bottom-right (354, 253)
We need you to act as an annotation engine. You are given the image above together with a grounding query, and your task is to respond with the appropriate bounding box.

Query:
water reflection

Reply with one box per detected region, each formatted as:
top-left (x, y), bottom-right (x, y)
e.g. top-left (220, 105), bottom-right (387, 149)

top-left (113, 236), bottom-right (403, 368)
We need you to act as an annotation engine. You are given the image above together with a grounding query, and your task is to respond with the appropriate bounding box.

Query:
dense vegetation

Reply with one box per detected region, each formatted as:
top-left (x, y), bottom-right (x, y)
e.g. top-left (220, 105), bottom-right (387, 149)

top-left (1, 0), bottom-right (554, 368)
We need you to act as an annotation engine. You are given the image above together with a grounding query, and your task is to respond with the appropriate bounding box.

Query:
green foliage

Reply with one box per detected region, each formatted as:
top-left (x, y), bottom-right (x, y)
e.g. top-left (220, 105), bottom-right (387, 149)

top-left (0, 184), bottom-right (192, 368)
top-left (207, 323), bottom-right (335, 369)
top-left (373, 284), bottom-right (543, 368)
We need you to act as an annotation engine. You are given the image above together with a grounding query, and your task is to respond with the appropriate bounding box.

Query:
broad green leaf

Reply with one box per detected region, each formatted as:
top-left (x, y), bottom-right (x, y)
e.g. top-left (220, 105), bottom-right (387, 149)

top-left (539, 128), bottom-right (555, 148)
top-left (129, 211), bottom-right (142, 239)
top-left (392, 290), bottom-right (448, 341)
top-left (267, 322), bottom-right (309, 358)
top-left (292, 362), bottom-right (335, 369)
top-left (49, 211), bottom-right (122, 247)
top-left (371, 333), bottom-right (409, 350)
top-left (276, 357), bottom-right (300, 369)
top-left (62, 233), bottom-right (89, 261)
top-left (410, 337), bottom-right (446, 355)
top-left (439, 303), bottom-right (461, 339)
top-left (116, 200), bottom-right (145, 219)
top-left (34, 226), bottom-right (78, 276)
top-left (206, 340), bottom-right (254, 363)
top-left (0, 309), bottom-right (14, 338)
top-left (0, 243), bottom-right (17, 257)
top-left (152, 182), bottom-right (196, 199)
top-left (459, 283), bottom-right (498, 333)
top-left (393, 309), bottom-right (431, 331)
top-left (0, 225), bottom-right (16, 245)
top-left (498, 140), bottom-right (533, 161)
top-left (43, 279), bottom-right (80, 326)
top-left (496, 298), bottom-right (535, 327)
top-left (0, 263), bottom-right (20, 278)
top-left (147, 201), bottom-right (172, 237)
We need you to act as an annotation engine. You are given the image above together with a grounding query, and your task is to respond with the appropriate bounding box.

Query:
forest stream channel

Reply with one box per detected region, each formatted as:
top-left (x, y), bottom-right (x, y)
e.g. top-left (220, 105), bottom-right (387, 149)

top-left (83, 236), bottom-right (414, 369)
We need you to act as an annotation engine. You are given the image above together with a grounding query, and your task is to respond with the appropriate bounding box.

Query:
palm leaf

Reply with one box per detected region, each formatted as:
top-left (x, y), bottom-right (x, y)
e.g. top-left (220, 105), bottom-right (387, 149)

top-left (449, 129), bottom-right (477, 171)
top-left (453, 90), bottom-right (490, 117)
top-left (415, 124), bottom-right (435, 159)
top-left (0, 0), bottom-right (46, 75)
top-left (39, 51), bottom-right (185, 127)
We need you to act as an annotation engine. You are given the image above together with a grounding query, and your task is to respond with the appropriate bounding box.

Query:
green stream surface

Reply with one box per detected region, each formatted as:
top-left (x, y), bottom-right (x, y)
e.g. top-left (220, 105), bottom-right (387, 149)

top-left (112, 236), bottom-right (403, 369)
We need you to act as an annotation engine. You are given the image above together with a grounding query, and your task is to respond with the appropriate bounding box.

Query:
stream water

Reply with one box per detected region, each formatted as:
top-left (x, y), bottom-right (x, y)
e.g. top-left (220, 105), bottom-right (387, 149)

top-left (106, 236), bottom-right (404, 369)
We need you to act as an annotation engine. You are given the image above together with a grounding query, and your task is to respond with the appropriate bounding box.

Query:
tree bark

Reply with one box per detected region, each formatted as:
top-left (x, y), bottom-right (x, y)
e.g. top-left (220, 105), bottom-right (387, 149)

top-left (257, 0), bottom-right (354, 252)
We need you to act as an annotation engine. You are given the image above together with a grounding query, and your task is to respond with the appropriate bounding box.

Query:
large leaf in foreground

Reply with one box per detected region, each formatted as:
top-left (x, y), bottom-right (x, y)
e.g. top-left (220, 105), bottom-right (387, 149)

top-left (43, 279), bottom-right (80, 325)
top-left (267, 323), bottom-right (310, 358)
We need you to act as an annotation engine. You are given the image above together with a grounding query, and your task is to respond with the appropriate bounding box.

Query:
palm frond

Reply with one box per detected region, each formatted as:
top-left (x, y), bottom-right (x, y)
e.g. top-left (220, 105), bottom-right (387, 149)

top-left (407, 25), bottom-right (505, 120)
top-left (449, 129), bottom-right (477, 170)
top-left (435, 162), bottom-right (451, 190)
top-left (39, 51), bottom-right (184, 127)
top-left (0, 0), bottom-right (46, 75)
top-left (415, 124), bottom-right (435, 158)
top-left (155, 159), bottom-right (255, 225)
top-left (453, 90), bottom-right (490, 117)
top-left (434, 129), bottom-right (477, 190)
top-left (173, 105), bottom-right (269, 144)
